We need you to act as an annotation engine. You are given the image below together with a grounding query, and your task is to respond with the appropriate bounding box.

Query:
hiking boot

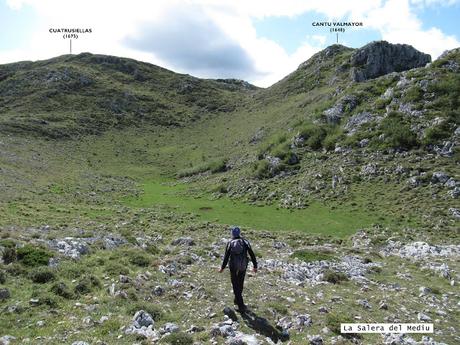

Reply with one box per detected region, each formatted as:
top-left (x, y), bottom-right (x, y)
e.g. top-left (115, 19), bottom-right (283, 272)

top-left (236, 304), bottom-right (247, 313)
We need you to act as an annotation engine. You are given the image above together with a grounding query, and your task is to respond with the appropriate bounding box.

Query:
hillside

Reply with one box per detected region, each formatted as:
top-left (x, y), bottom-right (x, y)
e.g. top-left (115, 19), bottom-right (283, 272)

top-left (0, 53), bottom-right (257, 138)
top-left (0, 41), bottom-right (459, 345)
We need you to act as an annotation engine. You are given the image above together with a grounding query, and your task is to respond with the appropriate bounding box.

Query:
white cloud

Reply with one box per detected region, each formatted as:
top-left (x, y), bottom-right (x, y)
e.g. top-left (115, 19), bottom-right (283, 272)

top-left (410, 0), bottom-right (460, 7)
top-left (2, 0), bottom-right (459, 87)
top-left (364, 0), bottom-right (460, 58)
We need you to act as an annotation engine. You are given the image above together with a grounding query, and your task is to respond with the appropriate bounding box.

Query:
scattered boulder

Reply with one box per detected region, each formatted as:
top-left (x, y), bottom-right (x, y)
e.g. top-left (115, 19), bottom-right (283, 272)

top-left (125, 310), bottom-right (157, 339)
top-left (448, 187), bottom-right (460, 199)
top-left (449, 208), bottom-right (460, 218)
top-left (357, 299), bottom-right (372, 309)
top-left (159, 322), bottom-right (179, 335)
top-left (132, 310), bottom-right (154, 328)
top-left (48, 238), bottom-right (90, 259)
top-left (219, 324), bottom-right (236, 338)
top-left (0, 336), bottom-right (16, 345)
top-left (417, 312), bottom-right (432, 322)
top-left (308, 335), bottom-right (323, 345)
top-left (431, 172), bottom-right (449, 184)
top-left (153, 285), bottom-right (165, 296)
top-left (0, 288), bottom-right (10, 301)
top-left (381, 241), bottom-right (460, 260)
top-left (296, 314), bottom-right (313, 328)
top-left (103, 235), bottom-right (126, 249)
top-left (171, 237), bottom-right (195, 246)
top-left (345, 112), bottom-right (374, 134)
top-left (361, 163), bottom-right (378, 176)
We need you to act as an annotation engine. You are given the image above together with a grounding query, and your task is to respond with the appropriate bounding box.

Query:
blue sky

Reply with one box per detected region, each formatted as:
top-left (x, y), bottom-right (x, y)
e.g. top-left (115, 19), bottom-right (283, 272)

top-left (1, 0), bottom-right (459, 86)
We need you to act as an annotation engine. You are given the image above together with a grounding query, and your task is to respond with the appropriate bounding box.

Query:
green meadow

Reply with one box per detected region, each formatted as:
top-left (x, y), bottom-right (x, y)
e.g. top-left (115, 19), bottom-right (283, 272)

top-left (124, 180), bottom-right (379, 237)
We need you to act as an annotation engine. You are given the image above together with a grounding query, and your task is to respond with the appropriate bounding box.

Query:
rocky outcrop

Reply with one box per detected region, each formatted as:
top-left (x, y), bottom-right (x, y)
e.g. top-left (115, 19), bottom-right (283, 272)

top-left (350, 41), bottom-right (431, 81)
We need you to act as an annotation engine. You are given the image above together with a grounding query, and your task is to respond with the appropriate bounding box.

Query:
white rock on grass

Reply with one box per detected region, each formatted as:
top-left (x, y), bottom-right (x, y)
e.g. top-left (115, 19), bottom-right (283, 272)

top-left (418, 312), bottom-right (432, 322)
top-left (308, 335), bottom-right (323, 345)
top-left (159, 322), bottom-right (179, 335)
top-left (125, 310), bottom-right (157, 339)
top-left (0, 336), bottom-right (16, 345)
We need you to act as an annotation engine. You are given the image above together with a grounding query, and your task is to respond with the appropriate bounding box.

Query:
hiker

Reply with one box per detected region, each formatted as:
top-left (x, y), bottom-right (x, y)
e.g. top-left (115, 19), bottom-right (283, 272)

top-left (219, 226), bottom-right (257, 312)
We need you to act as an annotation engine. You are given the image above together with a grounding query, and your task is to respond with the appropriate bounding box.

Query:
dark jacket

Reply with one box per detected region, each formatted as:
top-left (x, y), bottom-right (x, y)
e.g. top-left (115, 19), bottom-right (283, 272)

top-left (221, 236), bottom-right (257, 271)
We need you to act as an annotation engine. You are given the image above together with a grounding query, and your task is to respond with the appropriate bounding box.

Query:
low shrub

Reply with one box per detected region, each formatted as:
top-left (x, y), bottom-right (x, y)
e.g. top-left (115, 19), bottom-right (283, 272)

top-left (403, 86), bottom-right (423, 102)
top-left (326, 313), bottom-right (354, 334)
top-left (323, 129), bottom-right (344, 151)
top-left (5, 263), bottom-right (27, 276)
top-left (31, 292), bottom-right (59, 308)
top-left (59, 263), bottom-right (88, 279)
top-left (128, 252), bottom-right (151, 267)
top-left (253, 160), bottom-right (271, 179)
top-left (177, 158), bottom-right (227, 177)
top-left (17, 245), bottom-right (53, 267)
top-left (2, 247), bottom-right (17, 264)
top-left (322, 269), bottom-right (349, 284)
top-left (105, 262), bottom-right (130, 276)
top-left (379, 112), bottom-right (418, 150)
top-left (0, 270), bottom-right (6, 284)
top-left (161, 332), bottom-right (194, 345)
top-left (0, 239), bottom-right (16, 248)
top-left (74, 274), bottom-right (101, 295)
top-left (50, 282), bottom-right (74, 299)
top-left (29, 267), bottom-right (56, 283)
top-left (422, 121), bottom-right (453, 146)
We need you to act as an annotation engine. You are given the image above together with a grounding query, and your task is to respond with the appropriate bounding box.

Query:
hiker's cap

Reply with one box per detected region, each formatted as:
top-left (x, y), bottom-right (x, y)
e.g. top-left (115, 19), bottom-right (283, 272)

top-left (231, 226), bottom-right (241, 238)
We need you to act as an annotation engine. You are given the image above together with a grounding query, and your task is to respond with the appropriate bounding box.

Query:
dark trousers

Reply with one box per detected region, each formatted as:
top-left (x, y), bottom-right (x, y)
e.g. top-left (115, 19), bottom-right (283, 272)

top-left (230, 269), bottom-right (246, 307)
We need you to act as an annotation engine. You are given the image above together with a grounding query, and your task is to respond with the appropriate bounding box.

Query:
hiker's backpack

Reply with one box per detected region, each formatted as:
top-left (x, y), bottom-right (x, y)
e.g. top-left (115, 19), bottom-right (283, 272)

top-left (229, 239), bottom-right (248, 272)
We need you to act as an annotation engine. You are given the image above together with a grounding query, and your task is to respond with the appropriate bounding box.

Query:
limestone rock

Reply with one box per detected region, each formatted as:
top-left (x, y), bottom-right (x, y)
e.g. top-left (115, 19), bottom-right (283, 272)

top-left (350, 41), bottom-right (431, 82)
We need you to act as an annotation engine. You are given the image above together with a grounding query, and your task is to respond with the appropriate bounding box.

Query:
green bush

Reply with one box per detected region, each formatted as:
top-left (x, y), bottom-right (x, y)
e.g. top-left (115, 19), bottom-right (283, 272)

top-left (326, 313), bottom-right (354, 334)
top-left (323, 129), bottom-right (344, 151)
top-left (380, 112), bottom-right (418, 150)
top-left (422, 121), bottom-right (453, 146)
top-left (119, 229), bottom-right (137, 245)
top-left (374, 97), bottom-right (390, 110)
top-left (126, 287), bottom-right (139, 301)
top-left (2, 247), bottom-right (17, 264)
top-left (271, 142), bottom-right (291, 160)
top-left (17, 245), bottom-right (53, 267)
top-left (50, 282), bottom-right (74, 299)
top-left (30, 291), bottom-right (59, 308)
top-left (128, 252), bottom-right (151, 267)
top-left (0, 270), bottom-right (6, 284)
top-left (253, 160), bottom-right (271, 179)
top-left (208, 158), bottom-right (227, 173)
top-left (322, 269), bottom-right (348, 284)
top-left (97, 318), bottom-right (122, 337)
top-left (161, 332), bottom-right (194, 345)
top-left (212, 184), bottom-right (228, 194)
top-left (5, 263), bottom-right (27, 276)
top-left (74, 274), bottom-right (101, 295)
top-left (404, 86), bottom-right (423, 102)
top-left (177, 158), bottom-right (227, 177)
top-left (29, 267), bottom-right (56, 283)
top-left (297, 123), bottom-right (335, 150)
top-left (0, 239), bottom-right (16, 248)
top-left (59, 263), bottom-right (88, 279)
top-left (291, 250), bottom-right (335, 262)
top-left (104, 261), bottom-right (130, 276)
